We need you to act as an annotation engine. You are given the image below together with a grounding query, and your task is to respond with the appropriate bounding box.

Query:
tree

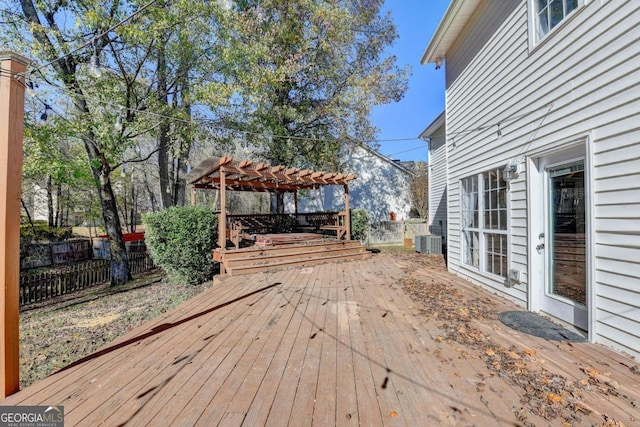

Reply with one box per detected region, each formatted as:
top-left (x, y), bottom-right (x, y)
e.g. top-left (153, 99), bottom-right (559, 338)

top-left (409, 162), bottom-right (429, 219)
top-left (22, 116), bottom-right (93, 227)
top-left (5, 0), bottom-right (228, 284)
top-left (206, 0), bottom-right (409, 211)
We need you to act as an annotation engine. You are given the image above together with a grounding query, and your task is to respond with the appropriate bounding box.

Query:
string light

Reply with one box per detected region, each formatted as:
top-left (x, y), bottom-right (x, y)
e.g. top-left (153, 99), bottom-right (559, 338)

top-left (89, 41), bottom-right (102, 78)
top-left (37, 103), bottom-right (52, 121)
top-left (25, 80), bottom-right (37, 97)
top-left (20, 0), bottom-right (163, 79)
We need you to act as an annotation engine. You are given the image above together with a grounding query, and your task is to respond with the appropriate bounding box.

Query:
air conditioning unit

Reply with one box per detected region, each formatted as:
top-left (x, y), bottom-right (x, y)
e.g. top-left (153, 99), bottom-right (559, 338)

top-left (425, 235), bottom-right (443, 255)
top-left (414, 235), bottom-right (427, 253)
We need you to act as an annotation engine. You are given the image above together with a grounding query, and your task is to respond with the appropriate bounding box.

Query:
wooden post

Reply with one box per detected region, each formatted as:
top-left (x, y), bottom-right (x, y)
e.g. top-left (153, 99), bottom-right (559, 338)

top-left (0, 51), bottom-right (29, 399)
top-left (294, 191), bottom-right (298, 215)
top-left (344, 184), bottom-right (351, 240)
top-left (190, 185), bottom-right (195, 206)
top-left (218, 167), bottom-right (226, 250)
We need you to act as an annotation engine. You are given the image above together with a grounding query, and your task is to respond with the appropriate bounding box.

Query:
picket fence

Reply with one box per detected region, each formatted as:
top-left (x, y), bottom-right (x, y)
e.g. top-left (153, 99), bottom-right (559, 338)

top-left (19, 252), bottom-right (155, 307)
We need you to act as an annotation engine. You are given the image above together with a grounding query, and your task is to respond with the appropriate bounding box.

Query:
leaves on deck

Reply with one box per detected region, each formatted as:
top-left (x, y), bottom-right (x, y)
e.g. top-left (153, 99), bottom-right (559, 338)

top-left (398, 254), bottom-right (633, 426)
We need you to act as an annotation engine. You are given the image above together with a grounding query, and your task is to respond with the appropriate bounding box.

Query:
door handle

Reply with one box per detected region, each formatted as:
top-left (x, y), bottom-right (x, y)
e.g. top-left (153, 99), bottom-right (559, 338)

top-left (536, 243), bottom-right (545, 251)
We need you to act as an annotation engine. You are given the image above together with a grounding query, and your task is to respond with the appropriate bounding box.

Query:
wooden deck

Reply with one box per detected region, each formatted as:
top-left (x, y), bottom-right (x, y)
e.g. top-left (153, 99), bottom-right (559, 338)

top-left (3, 254), bottom-right (639, 426)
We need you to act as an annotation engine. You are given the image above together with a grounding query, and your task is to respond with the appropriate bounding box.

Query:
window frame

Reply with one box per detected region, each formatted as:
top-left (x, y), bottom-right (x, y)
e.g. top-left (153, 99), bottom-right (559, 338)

top-left (460, 168), bottom-right (509, 279)
top-left (528, 0), bottom-right (585, 47)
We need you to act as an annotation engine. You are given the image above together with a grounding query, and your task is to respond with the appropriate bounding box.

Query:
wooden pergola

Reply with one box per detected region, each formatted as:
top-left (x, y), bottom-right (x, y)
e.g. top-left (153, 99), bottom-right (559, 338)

top-left (188, 156), bottom-right (358, 250)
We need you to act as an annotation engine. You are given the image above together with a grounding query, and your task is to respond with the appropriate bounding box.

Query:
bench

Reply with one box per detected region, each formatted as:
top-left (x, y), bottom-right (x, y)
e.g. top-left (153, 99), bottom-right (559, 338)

top-left (319, 211), bottom-right (348, 240)
top-left (227, 216), bottom-right (278, 249)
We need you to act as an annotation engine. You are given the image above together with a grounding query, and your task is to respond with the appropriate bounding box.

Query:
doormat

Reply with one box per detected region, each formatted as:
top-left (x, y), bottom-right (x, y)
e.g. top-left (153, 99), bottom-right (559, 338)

top-left (498, 311), bottom-right (587, 342)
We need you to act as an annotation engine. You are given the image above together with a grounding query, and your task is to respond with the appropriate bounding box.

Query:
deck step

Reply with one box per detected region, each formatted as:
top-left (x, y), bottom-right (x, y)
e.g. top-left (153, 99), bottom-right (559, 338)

top-left (216, 240), bottom-right (372, 276)
top-left (226, 251), bottom-right (372, 276)
top-left (219, 240), bottom-right (364, 261)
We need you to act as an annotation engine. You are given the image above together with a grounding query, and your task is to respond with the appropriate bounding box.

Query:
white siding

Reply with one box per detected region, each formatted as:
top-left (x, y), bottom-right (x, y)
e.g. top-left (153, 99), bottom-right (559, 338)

top-left (293, 145), bottom-right (414, 223)
top-left (441, 1), bottom-right (640, 359)
top-left (428, 125), bottom-right (447, 237)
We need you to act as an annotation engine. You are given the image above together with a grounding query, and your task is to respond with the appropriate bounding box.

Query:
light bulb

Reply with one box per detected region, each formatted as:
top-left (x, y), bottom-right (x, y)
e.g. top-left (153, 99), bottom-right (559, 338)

top-left (26, 81), bottom-right (36, 97)
top-left (89, 54), bottom-right (102, 78)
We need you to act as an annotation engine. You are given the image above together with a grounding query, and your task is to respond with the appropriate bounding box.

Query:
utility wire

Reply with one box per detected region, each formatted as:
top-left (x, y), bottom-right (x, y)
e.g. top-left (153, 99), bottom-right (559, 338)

top-left (20, 0), bottom-right (163, 78)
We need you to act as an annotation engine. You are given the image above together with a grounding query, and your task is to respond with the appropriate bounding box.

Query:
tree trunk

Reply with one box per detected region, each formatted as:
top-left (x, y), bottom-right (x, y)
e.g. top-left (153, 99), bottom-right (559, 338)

top-left (143, 173), bottom-right (158, 212)
top-left (46, 175), bottom-right (54, 227)
top-left (80, 116), bottom-right (130, 286)
top-left (55, 182), bottom-right (62, 226)
top-left (156, 39), bottom-right (173, 210)
top-left (173, 64), bottom-right (193, 207)
top-left (21, 198), bottom-right (36, 237)
top-left (130, 182), bottom-right (137, 233)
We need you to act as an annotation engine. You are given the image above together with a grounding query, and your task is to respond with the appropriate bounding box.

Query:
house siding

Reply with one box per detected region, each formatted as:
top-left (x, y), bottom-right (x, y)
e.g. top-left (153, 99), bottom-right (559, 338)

top-left (292, 145), bottom-right (415, 223)
top-left (428, 124), bottom-right (447, 237)
top-left (441, 0), bottom-right (640, 359)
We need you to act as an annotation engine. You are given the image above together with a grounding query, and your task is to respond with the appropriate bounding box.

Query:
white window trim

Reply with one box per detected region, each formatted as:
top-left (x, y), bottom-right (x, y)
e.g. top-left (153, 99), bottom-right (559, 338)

top-left (460, 168), bottom-right (509, 279)
top-left (527, 0), bottom-right (589, 51)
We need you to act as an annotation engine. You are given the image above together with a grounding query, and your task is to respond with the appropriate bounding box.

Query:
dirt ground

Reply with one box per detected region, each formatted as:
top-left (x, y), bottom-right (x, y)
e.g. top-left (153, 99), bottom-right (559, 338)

top-left (19, 269), bottom-right (211, 389)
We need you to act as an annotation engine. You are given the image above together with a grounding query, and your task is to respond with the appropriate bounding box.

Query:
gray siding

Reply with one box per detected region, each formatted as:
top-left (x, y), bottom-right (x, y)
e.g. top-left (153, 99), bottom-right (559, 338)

top-left (443, 0), bottom-right (640, 359)
top-left (428, 125), bottom-right (447, 237)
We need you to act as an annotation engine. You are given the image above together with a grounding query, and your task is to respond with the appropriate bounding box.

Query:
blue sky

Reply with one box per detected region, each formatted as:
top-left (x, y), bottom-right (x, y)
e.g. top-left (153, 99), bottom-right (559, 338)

top-left (370, 0), bottom-right (450, 163)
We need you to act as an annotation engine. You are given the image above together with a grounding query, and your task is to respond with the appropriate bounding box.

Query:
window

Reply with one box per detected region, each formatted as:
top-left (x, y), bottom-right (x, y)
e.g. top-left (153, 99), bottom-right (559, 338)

top-left (461, 168), bottom-right (508, 278)
top-left (535, 0), bottom-right (579, 41)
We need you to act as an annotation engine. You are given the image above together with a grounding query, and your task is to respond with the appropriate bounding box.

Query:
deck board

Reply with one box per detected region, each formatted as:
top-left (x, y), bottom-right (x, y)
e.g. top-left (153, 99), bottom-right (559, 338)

top-left (3, 255), bottom-right (640, 426)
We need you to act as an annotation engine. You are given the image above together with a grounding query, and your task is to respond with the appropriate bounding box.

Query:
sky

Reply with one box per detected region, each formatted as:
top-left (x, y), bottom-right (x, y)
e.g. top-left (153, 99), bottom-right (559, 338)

top-left (370, 0), bottom-right (451, 163)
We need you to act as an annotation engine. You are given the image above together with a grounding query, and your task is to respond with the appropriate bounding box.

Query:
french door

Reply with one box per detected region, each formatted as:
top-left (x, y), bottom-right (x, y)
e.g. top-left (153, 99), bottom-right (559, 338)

top-left (536, 153), bottom-right (588, 330)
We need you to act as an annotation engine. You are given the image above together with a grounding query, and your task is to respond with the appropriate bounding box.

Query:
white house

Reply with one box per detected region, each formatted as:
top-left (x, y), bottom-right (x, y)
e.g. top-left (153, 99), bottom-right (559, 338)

top-left (422, 0), bottom-right (640, 360)
top-left (291, 141), bottom-right (416, 223)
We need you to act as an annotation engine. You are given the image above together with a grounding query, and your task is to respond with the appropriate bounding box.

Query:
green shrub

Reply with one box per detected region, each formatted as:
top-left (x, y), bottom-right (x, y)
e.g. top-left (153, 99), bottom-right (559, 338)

top-left (143, 206), bottom-right (218, 285)
top-left (350, 208), bottom-right (369, 241)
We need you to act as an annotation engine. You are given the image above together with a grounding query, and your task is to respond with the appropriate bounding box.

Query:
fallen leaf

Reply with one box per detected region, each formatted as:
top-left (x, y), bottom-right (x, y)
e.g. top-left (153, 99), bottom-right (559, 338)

top-left (523, 349), bottom-right (537, 356)
top-left (485, 349), bottom-right (495, 356)
top-left (585, 367), bottom-right (600, 377)
top-left (390, 411), bottom-right (398, 417)
top-left (547, 392), bottom-right (563, 403)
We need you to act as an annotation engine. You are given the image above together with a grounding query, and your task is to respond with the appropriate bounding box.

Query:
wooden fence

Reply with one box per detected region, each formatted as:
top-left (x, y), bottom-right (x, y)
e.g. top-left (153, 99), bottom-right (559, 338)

top-left (19, 252), bottom-right (155, 307)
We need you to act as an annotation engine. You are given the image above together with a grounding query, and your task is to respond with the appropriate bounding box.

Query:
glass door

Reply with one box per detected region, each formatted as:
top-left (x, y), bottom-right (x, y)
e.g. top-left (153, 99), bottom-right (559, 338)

top-left (541, 158), bottom-right (588, 330)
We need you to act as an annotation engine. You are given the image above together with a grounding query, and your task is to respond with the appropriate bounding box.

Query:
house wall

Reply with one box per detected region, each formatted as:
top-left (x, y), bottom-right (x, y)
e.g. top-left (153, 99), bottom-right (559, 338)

top-left (428, 124), bottom-right (447, 238)
top-left (442, 0), bottom-right (640, 359)
top-left (291, 145), bottom-right (414, 223)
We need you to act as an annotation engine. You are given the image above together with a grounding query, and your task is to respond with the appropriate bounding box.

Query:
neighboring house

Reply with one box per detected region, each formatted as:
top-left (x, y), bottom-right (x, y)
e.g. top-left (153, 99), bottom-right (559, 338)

top-left (420, 111), bottom-right (447, 239)
top-left (24, 184), bottom-right (50, 223)
top-left (422, 0), bottom-right (640, 360)
top-left (291, 141), bottom-right (416, 222)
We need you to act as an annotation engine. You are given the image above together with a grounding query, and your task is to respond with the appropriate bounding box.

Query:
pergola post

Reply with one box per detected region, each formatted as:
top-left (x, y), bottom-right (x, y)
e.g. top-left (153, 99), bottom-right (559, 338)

top-left (218, 166), bottom-right (226, 249)
top-left (1, 51), bottom-right (29, 399)
top-left (190, 185), bottom-right (195, 207)
top-left (344, 184), bottom-right (351, 240)
top-left (294, 191), bottom-right (298, 215)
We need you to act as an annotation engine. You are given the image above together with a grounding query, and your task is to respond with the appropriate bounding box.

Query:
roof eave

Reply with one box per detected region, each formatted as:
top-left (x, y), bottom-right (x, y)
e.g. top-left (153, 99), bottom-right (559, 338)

top-left (419, 111), bottom-right (446, 139)
top-left (420, 0), bottom-right (483, 65)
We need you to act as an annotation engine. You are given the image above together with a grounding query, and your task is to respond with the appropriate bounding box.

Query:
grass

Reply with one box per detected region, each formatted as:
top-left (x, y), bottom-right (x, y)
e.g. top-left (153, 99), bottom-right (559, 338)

top-left (19, 270), bottom-right (211, 389)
